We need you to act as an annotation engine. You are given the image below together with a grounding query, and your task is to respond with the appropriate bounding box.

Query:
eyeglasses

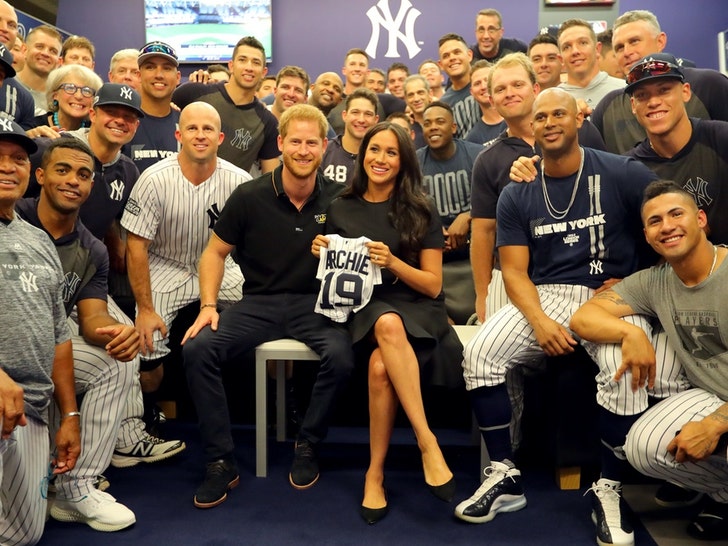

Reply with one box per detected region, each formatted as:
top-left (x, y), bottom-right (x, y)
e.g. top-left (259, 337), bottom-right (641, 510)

top-left (140, 41), bottom-right (177, 60)
top-left (476, 26), bottom-right (502, 35)
top-left (626, 60), bottom-right (681, 86)
top-left (56, 83), bottom-right (96, 98)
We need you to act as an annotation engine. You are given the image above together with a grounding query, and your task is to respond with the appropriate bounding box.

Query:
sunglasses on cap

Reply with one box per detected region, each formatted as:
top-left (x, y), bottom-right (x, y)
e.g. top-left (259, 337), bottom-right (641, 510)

top-left (626, 60), bottom-right (681, 86)
top-left (140, 41), bottom-right (177, 59)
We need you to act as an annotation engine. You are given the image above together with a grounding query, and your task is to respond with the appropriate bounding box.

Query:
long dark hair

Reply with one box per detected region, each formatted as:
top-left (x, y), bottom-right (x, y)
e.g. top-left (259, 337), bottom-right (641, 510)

top-left (347, 122), bottom-right (432, 265)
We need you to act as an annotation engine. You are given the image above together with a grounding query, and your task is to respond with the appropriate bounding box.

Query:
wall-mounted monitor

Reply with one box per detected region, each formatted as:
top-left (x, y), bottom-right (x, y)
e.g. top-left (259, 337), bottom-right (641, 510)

top-left (144, 0), bottom-right (272, 64)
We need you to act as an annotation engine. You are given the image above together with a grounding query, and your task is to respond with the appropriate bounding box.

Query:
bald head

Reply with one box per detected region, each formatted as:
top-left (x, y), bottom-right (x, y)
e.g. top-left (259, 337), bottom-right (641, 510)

top-left (309, 72), bottom-right (344, 113)
top-left (179, 101), bottom-right (221, 131)
top-left (533, 87), bottom-right (578, 116)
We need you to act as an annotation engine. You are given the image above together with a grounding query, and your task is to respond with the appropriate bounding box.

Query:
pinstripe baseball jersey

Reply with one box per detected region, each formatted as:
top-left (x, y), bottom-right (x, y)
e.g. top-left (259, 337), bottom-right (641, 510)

top-left (121, 155), bottom-right (252, 293)
top-left (315, 234), bottom-right (381, 322)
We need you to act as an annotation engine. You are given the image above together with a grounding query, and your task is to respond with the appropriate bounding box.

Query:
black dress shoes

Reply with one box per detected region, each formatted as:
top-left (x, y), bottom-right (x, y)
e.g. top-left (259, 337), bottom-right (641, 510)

top-left (360, 503), bottom-right (389, 524)
top-left (428, 476), bottom-right (456, 502)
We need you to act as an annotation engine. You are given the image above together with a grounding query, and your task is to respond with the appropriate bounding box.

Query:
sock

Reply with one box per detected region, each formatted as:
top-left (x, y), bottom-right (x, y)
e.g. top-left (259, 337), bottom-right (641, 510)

top-left (143, 391), bottom-right (158, 424)
top-left (470, 384), bottom-right (513, 462)
top-left (599, 407), bottom-right (640, 482)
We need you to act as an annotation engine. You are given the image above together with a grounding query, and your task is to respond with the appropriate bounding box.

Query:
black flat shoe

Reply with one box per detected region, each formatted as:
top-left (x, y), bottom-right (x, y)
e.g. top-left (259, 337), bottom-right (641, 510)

top-left (360, 503), bottom-right (389, 524)
top-left (428, 476), bottom-right (456, 502)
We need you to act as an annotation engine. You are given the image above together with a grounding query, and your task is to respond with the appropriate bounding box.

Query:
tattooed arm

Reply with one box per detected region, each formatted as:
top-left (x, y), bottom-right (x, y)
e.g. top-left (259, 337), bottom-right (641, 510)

top-left (668, 403), bottom-right (728, 463)
top-left (570, 288), bottom-right (656, 390)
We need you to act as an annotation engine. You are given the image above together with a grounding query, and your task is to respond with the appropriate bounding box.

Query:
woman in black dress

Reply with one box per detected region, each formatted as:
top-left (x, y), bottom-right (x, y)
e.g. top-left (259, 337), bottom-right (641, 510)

top-left (312, 122), bottom-right (462, 523)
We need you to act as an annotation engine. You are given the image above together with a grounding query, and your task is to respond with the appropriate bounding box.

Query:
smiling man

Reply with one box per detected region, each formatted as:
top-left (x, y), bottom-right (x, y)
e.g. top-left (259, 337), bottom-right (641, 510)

top-left (16, 137), bottom-right (139, 533)
top-left (124, 41), bottom-right (181, 175)
top-left (122, 102), bottom-right (250, 441)
top-left (181, 103), bottom-right (354, 507)
top-left (403, 74), bottom-right (431, 147)
top-left (321, 87), bottom-right (378, 186)
top-left (16, 25), bottom-right (62, 114)
top-left (438, 33), bottom-right (480, 139)
top-left (269, 65), bottom-right (309, 121)
top-left (457, 88), bottom-right (665, 546)
top-left (416, 101), bottom-right (483, 323)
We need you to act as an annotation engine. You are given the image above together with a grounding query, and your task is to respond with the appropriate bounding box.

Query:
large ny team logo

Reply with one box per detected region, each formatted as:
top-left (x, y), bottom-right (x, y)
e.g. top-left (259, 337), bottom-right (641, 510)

top-left (207, 203), bottom-right (220, 229)
top-left (109, 179), bottom-right (125, 201)
top-left (365, 0), bottom-right (421, 59)
top-left (20, 271), bottom-right (38, 293)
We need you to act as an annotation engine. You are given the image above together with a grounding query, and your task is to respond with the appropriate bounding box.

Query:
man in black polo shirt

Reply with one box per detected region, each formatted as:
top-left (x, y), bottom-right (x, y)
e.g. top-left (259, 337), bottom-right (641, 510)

top-left (182, 104), bottom-right (355, 509)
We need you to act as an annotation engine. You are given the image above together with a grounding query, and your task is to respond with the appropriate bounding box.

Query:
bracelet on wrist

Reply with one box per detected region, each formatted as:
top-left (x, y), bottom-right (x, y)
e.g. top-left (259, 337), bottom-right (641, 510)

top-left (61, 411), bottom-right (81, 420)
top-left (200, 303), bottom-right (217, 310)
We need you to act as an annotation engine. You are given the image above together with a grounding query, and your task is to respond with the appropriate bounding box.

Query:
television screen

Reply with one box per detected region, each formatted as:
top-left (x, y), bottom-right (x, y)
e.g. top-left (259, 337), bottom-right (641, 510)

top-left (144, 1), bottom-right (272, 64)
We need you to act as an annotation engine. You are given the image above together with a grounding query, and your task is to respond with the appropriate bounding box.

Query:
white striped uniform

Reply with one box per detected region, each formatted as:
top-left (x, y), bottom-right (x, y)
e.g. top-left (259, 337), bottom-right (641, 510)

top-left (315, 235), bottom-right (381, 323)
top-left (625, 389), bottom-right (728, 502)
top-left (121, 155), bottom-right (251, 360)
top-left (0, 418), bottom-right (49, 546)
top-left (463, 284), bottom-right (687, 416)
top-left (50, 309), bottom-right (136, 500)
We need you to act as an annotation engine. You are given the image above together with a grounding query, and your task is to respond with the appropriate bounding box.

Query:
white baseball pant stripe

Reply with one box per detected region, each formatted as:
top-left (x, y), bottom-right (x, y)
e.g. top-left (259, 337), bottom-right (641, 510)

top-left (625, 388), bottom-right (728, 502)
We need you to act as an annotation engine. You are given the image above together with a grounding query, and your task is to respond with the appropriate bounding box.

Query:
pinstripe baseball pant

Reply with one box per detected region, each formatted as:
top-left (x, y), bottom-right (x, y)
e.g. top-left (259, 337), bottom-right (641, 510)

top-left (0, 416), bottom-right (49, 546)
top-left (626, 388), bottom-right (728, 502)
top-left (51, 312), bottom-right (135, 499)
top-left (141, 275), bottom-right (242, 362)
top-left (463, 283), bottom-right (689, 416)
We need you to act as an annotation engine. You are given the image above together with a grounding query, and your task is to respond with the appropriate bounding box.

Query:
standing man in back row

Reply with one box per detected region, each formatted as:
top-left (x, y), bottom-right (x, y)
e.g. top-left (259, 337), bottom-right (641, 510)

top-left (439, 33), bottom-right (481, 139)
top-left (172, 36), bottom-right (279, 174)
top-left (470, 9), bottom-right (527, 64)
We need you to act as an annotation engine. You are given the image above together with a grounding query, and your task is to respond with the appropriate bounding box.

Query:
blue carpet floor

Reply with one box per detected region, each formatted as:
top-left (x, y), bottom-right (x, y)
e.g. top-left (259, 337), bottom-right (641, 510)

top-left (38, 422), bottom-right (657, 545)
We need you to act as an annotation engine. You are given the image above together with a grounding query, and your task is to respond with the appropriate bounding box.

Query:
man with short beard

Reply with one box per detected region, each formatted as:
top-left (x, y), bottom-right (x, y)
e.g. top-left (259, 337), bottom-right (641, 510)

top-left (182, 104), bottom-right (355, 508)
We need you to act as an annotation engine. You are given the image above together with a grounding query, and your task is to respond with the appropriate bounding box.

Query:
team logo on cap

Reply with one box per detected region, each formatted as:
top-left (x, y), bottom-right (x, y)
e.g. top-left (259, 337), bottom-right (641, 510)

top-left (120, 86), bottom-right (133, 100)
top-left (0, 118), bottom-right (14, 132)
top-left (0, 45), bottom-right (6, 57)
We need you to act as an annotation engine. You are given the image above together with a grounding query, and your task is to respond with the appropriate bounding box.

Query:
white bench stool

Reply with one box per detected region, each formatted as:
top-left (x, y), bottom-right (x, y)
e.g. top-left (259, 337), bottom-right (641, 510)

top-left (254, 325), bottom-right (481, 478)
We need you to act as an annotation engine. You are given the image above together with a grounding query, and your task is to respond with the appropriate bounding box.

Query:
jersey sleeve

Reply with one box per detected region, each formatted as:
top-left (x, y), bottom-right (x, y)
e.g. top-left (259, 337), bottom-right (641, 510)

top-left (121, 175), bottom-right (161, 241)
top-left (611, 268), bottom-right (660, 318)
top-left (470, 148), bottom-right (499, 219)
top-left (495, 185), bottom-right (529, 248)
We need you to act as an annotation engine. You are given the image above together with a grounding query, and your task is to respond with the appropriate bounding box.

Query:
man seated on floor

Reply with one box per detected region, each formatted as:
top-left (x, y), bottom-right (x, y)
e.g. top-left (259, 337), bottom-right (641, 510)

top-left (16, 137), bottom-right (141, 532)
top-left (181, 104), bottom-right (355, 509)
top-left (571, 180), bottom-right (728, 542)
top-left (455, 88), bottom-right (690, 546)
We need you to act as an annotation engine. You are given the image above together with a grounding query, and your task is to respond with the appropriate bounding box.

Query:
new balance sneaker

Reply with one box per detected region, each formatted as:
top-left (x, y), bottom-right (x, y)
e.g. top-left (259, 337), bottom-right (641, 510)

top-left (588, 478), bottom-right (634, 546)
top-left (687, 497), bottom-right (728, 541)
top-left (111, 433), bottom-right (186, 468)
top-left (454, 460), bottom-right (527, 523)
top-left (289, 439), bottom-right (320, 490)
top-left (194, 458), bottom-right (240, 509)
top-left (50, 489), bottom-right (135, 532)
top-left (654, 481), bottom-right (704, 508)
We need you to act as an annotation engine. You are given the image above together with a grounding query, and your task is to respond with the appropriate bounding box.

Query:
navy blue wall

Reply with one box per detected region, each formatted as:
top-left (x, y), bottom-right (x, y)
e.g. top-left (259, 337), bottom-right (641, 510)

top-left (55, 0), bottom-right (726, 80)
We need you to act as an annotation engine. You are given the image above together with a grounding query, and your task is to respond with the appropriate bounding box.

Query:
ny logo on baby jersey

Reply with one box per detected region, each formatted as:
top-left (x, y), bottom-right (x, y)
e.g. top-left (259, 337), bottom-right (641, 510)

top-left (365, 0), bottom-right (421, 59)
top-left (589, 260), bottom-right (603, 276)
top-left (230, 128), bottom-right (252, 151)
top-left (109, 179), bottom-right (125, 201)
top-left (207, 203), bottom-right (221, 229)
top-left (19, 271), bottom-right (38, 293)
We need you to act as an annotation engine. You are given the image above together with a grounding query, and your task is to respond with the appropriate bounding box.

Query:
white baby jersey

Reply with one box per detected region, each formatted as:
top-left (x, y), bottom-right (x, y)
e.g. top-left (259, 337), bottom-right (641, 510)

top-left (315, 235), bottom-right (382, 323)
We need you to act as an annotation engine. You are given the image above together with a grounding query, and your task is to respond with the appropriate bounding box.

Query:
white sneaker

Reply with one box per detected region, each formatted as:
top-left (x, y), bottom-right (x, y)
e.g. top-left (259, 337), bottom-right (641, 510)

top-left (50, 489), bottom-right (136, 532)
top-left (112, 433), bottom-right (186, 468)
top-left (454, 460), bottom-right (527, 523)
top-left (587, 478), bottom-right (634, 546)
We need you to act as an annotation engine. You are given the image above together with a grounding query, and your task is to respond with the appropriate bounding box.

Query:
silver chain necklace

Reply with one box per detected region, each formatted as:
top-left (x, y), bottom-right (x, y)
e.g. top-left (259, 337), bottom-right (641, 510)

top-left (540, 147), bottom-right (584, 220)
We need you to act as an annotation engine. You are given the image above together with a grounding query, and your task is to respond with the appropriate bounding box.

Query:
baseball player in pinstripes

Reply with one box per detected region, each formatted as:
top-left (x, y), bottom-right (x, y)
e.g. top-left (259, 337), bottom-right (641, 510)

top-left (121, 102), bottom-right (251, 428)
top-left (455, 89), bottom-right (690, 546)
top-left (571, 180), bottom-right (728, 541)
top-left (0, 122), bottom-right (80, 545)
top-left (16, 138), bottom-right (140, 532)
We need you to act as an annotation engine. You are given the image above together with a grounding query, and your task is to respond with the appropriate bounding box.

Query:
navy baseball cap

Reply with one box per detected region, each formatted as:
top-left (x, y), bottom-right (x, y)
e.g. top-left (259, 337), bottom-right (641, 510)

top-left (93, 83), bottom-right (145, 117)
top-left (138, 41), bottom-right (178, 67)
top-left (0, 118), bottom-right (37, 154)
top-left (0, 42), bottom-right (16, 79)
top-left (625, 53), bottom-right (685, 95)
